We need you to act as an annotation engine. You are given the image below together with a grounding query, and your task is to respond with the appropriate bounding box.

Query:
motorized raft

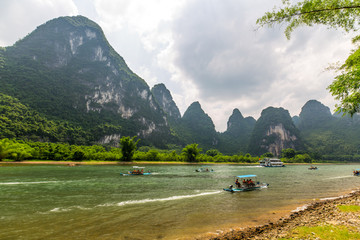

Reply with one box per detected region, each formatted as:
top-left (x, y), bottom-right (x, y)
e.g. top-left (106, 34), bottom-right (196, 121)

top-left (223, 174), bottom-right (268, 192)
top-left (120, 166), bottom-right (151, 176)
top-left (195, 166), bottom-right (214, 172)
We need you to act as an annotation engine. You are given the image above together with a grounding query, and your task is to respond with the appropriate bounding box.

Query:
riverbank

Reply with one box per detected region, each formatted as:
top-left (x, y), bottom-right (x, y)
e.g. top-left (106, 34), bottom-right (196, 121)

top-left (0, 160), bottom-right (259, 165)
top-left (0, 160), bottom-right (353, 166)
top-left (206, 190), bottom-right (360, 239)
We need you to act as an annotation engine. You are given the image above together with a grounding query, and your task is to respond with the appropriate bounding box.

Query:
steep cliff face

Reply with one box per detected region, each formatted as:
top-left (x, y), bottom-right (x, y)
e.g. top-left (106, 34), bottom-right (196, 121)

top-left (248, 107), bottom-right (303, 156)
top-left (151, 83), bottom-right (181, 120)
top-left (0, 16), bottom-right (171, 146)
top-left (265, 123), bottom-right (299, 156)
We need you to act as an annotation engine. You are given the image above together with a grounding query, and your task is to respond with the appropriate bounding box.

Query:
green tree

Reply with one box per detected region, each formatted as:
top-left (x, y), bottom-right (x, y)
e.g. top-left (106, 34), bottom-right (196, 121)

top-left (9, 142), bottom-right (33, 161)
top-left (0, 138), bottom-right (13, 161)
top-left (182, 143), bottom-right (202, 162)
top-left (72, 149), bottom-right (85, 161)
top-left (282, 148), bottom-right (296, 159)
top-left (294, 153), bottom-right (313, 163)
top-left (206, 149), bottom-right (220, 157)
top-left (120, 136), bottom-right (139, 162)
top-left (261, 152), bottom-right (274, 158)
top-left (146, 150), bottom-right (158, 161)
top-left (257, 0), bottom-right (360, 115)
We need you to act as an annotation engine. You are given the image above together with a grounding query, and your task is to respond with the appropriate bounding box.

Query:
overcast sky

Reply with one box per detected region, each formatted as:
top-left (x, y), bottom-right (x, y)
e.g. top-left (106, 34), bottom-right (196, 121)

top-left (0, 0), bottom-right (355, 131)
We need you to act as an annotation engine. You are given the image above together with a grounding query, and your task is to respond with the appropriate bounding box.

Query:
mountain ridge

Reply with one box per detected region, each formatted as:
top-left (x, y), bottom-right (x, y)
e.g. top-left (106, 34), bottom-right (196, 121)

top-left (1, 15), bottom-right (360, 158)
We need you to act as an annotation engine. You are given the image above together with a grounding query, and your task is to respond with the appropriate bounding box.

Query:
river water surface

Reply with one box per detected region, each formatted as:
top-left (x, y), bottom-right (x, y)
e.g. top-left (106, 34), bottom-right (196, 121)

top-left (1, 163), bottom-right (360, 239)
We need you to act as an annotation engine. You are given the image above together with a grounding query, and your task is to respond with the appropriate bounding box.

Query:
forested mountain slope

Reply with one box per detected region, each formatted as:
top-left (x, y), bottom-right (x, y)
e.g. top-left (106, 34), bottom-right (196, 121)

top-left (0, 16), bottom-right (172, 147)
top-left (297, 100), bottom-right (360, 159)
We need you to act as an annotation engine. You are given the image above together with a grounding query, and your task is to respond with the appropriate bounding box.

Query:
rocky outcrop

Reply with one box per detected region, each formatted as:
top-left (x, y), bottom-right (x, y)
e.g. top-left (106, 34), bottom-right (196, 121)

top-left (151, 83), bottom-right (181, 120)
top-left (265, 123), bottom-right (298, 157)
top-left (248, 107), bottom-right (303, 156)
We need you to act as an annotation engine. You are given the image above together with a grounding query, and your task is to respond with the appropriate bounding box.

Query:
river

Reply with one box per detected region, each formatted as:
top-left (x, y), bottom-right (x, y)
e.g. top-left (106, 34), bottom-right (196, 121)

top-left (1, 163), bottom-right (360, 239)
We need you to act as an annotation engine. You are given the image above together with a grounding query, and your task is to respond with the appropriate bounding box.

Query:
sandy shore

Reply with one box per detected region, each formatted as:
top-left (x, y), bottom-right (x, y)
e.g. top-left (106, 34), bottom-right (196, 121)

top-left (205, 190), bottom-right (360, 239)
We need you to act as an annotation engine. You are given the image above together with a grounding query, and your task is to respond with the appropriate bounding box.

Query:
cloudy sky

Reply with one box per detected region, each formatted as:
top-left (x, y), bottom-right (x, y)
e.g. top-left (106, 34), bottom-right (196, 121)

top-left (0, 0), bottom-right (355, 131)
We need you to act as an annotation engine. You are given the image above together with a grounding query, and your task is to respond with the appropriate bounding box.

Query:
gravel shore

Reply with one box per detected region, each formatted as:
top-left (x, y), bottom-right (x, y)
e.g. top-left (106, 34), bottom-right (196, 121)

top-left (209, 190), bottom-right (360, 240)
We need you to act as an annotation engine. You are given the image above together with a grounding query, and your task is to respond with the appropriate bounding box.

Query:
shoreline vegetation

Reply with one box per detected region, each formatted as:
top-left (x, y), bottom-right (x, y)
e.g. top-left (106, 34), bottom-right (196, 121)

top-left (0, 160), bottom-right (355, 166)
top-left (2, 138), bottom-right (360, 164)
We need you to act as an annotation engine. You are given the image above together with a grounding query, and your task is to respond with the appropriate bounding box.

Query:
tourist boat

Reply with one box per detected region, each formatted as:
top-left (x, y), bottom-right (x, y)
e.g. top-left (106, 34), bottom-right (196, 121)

top-left (308, 165), bottom-right (318, 170)
top-left (195, 166), bottom-right (214, 172)
top-left (259, 158), bottom-right (285, 167)
top-left (223, 174), bottom-right (269, 192)
top-left (353, 170), bottom-right (360, 176)
top-left (120, 166), bottom-right (151, 176)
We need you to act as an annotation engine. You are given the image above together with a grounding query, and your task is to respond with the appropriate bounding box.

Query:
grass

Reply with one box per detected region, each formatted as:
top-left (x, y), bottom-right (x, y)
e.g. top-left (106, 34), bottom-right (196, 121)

top-left (338, 205), bottom-right (360, 212)
top-left (280, 225), bottom-right (360, 240)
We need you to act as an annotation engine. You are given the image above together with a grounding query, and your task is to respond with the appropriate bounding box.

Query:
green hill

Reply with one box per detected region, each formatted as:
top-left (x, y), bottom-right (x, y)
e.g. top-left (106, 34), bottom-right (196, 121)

top-left (0, 16), bottom-right (172, 147)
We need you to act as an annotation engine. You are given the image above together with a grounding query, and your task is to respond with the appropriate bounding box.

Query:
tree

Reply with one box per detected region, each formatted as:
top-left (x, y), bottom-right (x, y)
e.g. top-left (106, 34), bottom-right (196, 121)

top-left (120, 136), bottom-right (139, 162)
top-left (182, 143), bottom-right (202, 162)
top-left (72, 149), bottom-right (85, 161)
top-left (0, 139), bottom-right (13, 161)
top-left (206, 149), bottom-right (220, 157)
top-left (261, 152), bottom-right (274, 158)
top-left (282, 148), bottom-right (296, 159)
top-left (257, 0), bottom-right (360, 115)
top-left (294, 153), bottom-right (313, 163)
top-left (9, 142), bottom-right (32, 161)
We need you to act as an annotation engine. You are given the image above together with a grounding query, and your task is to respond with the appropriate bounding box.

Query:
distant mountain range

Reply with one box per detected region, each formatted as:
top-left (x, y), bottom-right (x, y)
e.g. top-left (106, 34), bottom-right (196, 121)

top-left (1, 15), bottom-right (360, 159)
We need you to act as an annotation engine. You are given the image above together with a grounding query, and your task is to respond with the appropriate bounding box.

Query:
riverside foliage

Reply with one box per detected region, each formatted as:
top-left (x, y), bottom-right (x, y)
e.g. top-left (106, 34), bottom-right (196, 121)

top-left (0, 138), bottom-right (262, 163)
top-left (0, 138), bottom-right (355, 163)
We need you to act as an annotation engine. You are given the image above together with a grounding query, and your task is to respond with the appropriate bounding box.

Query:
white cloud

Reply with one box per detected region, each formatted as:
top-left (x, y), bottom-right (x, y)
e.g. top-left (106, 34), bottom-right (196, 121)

top-left (0, 0), bottom-right (78, 46)
top-left (170, 0), bottom-right (354, 131)
top-left (0, 0), bottom-right (355, 133)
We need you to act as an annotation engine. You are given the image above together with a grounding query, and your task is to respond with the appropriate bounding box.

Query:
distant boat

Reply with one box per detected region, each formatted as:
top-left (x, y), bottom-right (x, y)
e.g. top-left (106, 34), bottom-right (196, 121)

top-left (195, 166), bottom-right (214, 172)
top-left (120, 166), bottom-right (151, 176)
top-left (223, 174), bottom-right (268, 192)
top-left (259, 158), bottom-right (285, 167)
top-left (308, 166), bottom-right (318, 170)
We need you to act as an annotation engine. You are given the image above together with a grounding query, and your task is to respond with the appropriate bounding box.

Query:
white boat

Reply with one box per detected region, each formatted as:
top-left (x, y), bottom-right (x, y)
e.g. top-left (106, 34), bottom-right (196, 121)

top-left (259, 158), bottom-right (285, 167)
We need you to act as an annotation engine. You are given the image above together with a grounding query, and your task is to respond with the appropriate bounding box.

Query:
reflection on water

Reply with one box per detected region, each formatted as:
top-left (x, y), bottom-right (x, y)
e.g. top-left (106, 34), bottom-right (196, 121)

top-left (1, 164), bottom-right (360, 239)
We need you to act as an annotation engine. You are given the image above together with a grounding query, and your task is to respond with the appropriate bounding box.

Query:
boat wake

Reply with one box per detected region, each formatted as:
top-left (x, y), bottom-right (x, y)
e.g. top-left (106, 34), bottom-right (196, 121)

top-left (326, 175), bottom-right (353, 180)
top-left (99, 191), bottom-right (222, 207)
top-left (238, 166), bottom-right (263, 168)
top-left (48, 206), bottom-right (93, 213)
top-left (0, 181), bottom-right (60, 185)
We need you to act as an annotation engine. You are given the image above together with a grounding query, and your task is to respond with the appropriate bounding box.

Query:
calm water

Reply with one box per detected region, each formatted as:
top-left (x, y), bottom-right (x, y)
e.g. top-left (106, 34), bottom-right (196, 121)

top-left (1, 164), bottom-right (360, 240)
